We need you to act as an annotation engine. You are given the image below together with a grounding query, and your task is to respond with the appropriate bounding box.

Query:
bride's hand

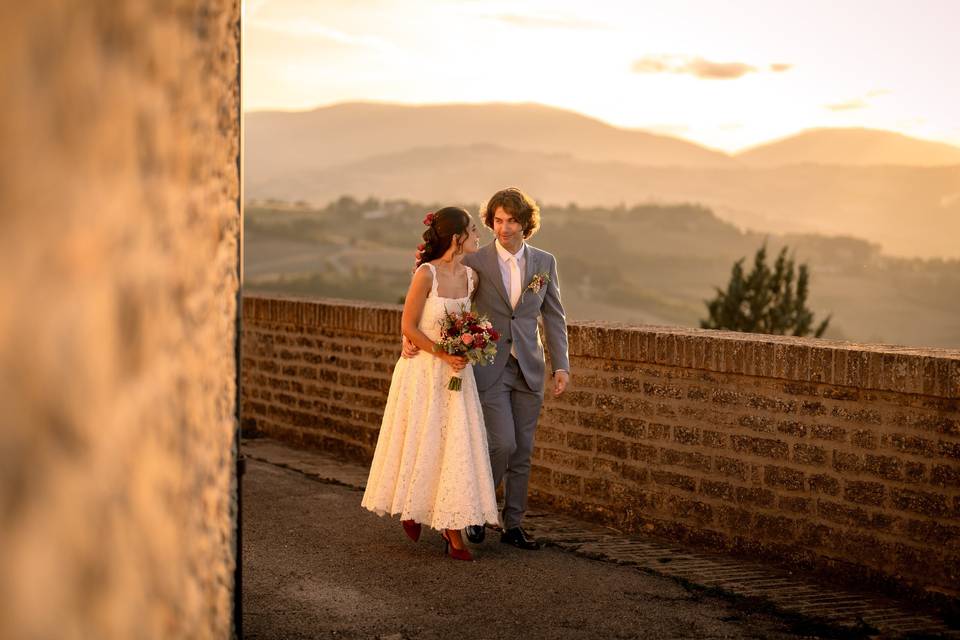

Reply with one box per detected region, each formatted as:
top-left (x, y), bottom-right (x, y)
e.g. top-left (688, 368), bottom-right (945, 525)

top-left (401, 335), bottom-right (420, 358)
top-left (439, 352), bottom-right (467, 371)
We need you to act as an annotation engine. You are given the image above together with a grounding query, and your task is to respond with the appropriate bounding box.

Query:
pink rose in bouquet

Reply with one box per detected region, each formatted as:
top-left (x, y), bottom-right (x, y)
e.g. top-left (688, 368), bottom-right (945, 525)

top-left (435, 305), bottom-right (500, 391)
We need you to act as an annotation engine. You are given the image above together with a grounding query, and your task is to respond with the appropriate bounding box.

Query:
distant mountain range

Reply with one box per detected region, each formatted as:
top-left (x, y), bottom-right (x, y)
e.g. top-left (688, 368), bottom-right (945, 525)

top-left (244, 102), bottom-right (960, 258)
top-left (737, 128), bottom-right (960, 167)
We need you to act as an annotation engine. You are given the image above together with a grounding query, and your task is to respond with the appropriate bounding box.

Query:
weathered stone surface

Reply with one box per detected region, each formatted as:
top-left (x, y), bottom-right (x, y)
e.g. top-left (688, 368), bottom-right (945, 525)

top-left (0, 3), bottom-right (240, 638)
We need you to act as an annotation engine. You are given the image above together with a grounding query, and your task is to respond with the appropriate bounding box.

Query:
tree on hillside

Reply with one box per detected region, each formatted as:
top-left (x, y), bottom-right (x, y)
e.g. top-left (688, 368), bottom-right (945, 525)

top-left (701, 244), bottom-right (831, 338)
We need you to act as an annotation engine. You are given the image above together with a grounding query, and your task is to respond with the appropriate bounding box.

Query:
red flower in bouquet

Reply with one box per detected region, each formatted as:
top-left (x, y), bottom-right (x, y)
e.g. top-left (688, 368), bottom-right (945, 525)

top-left (434, 305), bottom-right (500, 391)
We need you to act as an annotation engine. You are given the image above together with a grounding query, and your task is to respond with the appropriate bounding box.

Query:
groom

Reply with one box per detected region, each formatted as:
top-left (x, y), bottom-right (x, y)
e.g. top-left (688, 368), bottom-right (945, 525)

top-left (404, 187), bottom-right (570, 550)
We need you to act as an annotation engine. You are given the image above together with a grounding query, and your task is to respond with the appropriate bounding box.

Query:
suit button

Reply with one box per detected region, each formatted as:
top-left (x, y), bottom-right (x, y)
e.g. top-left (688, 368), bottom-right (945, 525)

top-left (511, 315), bottom-right (516, 320)
top-left (507, 338), bottom-right (513, 343)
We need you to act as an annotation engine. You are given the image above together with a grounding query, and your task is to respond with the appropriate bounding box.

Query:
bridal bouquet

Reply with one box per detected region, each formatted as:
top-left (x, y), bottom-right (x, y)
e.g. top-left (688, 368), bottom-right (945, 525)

top-left (435, 305), bottom-right (500, 391)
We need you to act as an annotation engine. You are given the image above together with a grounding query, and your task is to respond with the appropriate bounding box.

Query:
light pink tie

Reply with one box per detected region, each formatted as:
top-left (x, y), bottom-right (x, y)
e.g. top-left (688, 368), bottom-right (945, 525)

top-left (508, 255), bottom-right (521, 358)
top-left (509, 255), bottom-right (522, 309)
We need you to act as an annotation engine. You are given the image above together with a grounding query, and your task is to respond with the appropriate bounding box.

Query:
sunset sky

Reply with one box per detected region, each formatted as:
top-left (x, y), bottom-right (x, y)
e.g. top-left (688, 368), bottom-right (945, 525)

top-left (244, 0), bottom-right (960, 152)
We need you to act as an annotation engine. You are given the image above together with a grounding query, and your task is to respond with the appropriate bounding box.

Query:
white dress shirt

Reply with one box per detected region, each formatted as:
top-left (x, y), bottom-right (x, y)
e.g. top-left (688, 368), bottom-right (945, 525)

top-left (495, 239), bottom-right (526, 301)
top-left (496, 240), bottom-right (525, 357)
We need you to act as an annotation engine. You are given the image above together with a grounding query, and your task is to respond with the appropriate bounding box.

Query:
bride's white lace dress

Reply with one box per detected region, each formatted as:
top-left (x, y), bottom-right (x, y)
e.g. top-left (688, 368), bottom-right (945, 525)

top-left (361, 263), bottom-right (500, 531)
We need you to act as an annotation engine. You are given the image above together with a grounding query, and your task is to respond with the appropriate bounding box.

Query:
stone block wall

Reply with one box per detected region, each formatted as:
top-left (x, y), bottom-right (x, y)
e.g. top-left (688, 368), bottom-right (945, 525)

top-left (241, 295), bottom-right (960, 596)
top-left (533, 324), bottom-right (960, 597)
top-left (241, 296), bottom-right (401, 461)
top-left (0, 2), bottom-right (241, 638)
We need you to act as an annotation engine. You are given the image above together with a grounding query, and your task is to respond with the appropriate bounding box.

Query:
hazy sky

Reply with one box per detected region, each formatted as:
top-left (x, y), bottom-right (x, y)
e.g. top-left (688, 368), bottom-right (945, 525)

top-left (244, 0), bottom-right (960, 152)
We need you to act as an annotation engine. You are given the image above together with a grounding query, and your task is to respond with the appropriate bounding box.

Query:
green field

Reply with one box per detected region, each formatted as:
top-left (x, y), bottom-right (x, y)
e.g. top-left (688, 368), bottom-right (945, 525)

top-left (245, 197), bottom-right (960, 349)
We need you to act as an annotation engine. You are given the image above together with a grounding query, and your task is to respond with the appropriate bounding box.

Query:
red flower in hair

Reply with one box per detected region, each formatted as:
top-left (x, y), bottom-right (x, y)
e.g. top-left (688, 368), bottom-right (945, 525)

top-left (423, 212), bottom-right (435, 226)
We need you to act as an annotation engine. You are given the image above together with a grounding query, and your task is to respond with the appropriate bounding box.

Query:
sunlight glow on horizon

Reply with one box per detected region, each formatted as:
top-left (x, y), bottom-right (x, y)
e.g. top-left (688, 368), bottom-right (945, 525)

top-left (244, 0), bottom-right (960, 153)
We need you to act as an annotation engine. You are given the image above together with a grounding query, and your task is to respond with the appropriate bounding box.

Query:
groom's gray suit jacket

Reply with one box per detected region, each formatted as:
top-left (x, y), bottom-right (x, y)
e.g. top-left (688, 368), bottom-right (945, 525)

top-left (463, 242), bottom-right (569, 393)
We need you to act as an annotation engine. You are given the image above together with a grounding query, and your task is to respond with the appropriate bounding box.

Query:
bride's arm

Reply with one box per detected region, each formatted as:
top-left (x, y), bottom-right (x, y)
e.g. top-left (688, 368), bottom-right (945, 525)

top-left (401, 267), bottom-right (466, 369)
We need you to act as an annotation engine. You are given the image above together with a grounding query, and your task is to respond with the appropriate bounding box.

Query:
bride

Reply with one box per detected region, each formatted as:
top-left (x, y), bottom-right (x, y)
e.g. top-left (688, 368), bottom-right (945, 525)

top-left (361, 206), bottom-right (500, 561)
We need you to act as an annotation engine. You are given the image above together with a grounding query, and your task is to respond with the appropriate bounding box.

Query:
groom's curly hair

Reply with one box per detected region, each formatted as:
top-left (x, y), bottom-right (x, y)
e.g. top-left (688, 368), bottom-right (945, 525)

top-left (482, 187), bottom-right (540, 239)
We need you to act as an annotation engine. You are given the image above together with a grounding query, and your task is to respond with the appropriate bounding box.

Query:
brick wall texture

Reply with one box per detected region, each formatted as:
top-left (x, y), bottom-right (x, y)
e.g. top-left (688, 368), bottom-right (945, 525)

top-left (0, 2), bottom-right (241, 638)
top-left (243, 295), bottom-right (960, 596)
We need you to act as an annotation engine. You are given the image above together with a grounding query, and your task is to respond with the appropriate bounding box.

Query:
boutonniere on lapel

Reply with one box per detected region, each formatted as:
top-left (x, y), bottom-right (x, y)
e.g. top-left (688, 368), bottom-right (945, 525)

top-left (521, 271), bottom-right (551, 302)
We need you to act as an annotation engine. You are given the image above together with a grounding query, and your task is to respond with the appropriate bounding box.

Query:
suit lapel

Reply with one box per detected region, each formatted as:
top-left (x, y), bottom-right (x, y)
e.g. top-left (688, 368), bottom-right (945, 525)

top-left (518, 245), bottom-right (542, 310)
top-left (523, 244), bottom-right (537, 293)
top-left (482, 242), bottom-right (512, 309)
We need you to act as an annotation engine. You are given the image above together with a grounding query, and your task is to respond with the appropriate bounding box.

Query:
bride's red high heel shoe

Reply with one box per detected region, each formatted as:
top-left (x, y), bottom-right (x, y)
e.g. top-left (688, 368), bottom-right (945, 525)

top-left (402, 519), bottom-right (421, 542)
top-left (441, 531), bottom-right (473, 561)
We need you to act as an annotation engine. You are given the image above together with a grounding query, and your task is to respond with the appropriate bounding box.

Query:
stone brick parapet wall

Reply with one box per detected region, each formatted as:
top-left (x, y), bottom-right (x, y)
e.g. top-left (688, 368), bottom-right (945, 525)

top-left (242, 296), bottom-right (402, 461)
top-left (241, 295), bottom-right (960, 595)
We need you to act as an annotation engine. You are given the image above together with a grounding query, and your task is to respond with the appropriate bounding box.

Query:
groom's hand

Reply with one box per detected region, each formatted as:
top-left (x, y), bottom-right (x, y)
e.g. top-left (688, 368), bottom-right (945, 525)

top-left (553, 370), bottom-right (570, 397)
top-left (401, 335), bottom-right (420, 358)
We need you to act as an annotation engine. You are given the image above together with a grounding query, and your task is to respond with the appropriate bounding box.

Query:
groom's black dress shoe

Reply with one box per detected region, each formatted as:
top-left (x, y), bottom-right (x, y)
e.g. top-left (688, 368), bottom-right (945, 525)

top-left (464, 524), bottom-right (486, 544)
top-left (500, 526), bottom-right (541, 550)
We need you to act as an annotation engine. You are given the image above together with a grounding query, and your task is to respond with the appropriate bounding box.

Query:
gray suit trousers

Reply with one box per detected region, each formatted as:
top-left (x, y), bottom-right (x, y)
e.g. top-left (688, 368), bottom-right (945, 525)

top-left (478, 355), bottom-right (544, 530)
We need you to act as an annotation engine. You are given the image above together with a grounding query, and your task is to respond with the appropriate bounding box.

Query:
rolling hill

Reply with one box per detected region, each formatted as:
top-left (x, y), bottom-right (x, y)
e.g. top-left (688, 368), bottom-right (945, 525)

top-left (244, 199), bottom-right (960, 349)
top-left (736, 128), bottom-right (960, 167)
top-left (246, 143), bottom-right (960, 259)
top-left (244, 102), bottom-right (734, 192)
top-left (244, 102), bottom-right (960, 259)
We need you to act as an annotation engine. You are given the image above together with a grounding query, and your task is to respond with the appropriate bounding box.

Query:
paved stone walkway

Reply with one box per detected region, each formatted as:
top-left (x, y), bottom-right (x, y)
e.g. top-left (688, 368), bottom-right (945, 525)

top-left (242, 438), bottom-right (958, 639)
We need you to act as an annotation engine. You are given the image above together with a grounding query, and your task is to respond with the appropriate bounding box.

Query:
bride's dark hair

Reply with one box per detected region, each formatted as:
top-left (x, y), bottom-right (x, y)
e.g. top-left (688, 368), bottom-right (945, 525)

top-left (414, 206), bottom-right (471, 269)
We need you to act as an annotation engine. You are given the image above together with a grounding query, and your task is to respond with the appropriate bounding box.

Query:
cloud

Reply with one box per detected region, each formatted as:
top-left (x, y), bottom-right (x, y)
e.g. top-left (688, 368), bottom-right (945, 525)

top-left (492, 12), bottom-right (609, 30)
top-left (824, 90), bottom-right (890, 112)
top-left (631, 55), bottom-right (788, 80)
top-left (825, 99), bottom-right (867, 111)
top-left (685, 58), bottom-right (757, 79)
top-left (631, 57), bottom-right (673, 73)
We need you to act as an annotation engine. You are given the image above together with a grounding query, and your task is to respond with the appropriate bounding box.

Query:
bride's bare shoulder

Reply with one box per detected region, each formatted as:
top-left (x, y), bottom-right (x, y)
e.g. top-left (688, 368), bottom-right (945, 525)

top-left (411, 263), bottom-right (434, 285)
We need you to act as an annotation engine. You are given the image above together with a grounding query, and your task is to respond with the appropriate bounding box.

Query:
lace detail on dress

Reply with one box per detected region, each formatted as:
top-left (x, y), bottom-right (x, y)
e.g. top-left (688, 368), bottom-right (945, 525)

top-left (360, 262), bottom-right (498, 531)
